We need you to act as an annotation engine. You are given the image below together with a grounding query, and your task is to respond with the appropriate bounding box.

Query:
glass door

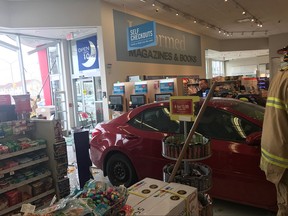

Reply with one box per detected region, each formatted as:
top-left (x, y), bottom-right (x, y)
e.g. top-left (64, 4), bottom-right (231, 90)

top-left (74, 77), bottom-right (97, 129)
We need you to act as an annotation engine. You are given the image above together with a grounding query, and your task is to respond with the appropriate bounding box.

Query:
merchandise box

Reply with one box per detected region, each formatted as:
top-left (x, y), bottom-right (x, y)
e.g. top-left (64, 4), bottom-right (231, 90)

top-left (133, 182), bottom-right (198, 216)
top-left (126, 177), bottom-right (169, 207)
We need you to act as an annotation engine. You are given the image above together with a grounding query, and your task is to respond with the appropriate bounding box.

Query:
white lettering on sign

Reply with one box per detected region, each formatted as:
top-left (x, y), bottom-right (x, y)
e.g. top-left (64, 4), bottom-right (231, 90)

top-left (130, 28), bottom-right (153, 41)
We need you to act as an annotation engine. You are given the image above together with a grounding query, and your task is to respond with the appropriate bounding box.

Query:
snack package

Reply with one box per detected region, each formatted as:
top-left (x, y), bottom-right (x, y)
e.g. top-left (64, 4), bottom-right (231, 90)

top-left (78, 179), bottom-right (128, 215)
top-left (52, 198), bottom-right (94, 216)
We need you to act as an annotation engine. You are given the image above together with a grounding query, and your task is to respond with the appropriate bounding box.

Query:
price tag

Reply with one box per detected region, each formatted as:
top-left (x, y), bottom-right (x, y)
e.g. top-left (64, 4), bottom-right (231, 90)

top-left (10, 171), bottom-right (15, 175)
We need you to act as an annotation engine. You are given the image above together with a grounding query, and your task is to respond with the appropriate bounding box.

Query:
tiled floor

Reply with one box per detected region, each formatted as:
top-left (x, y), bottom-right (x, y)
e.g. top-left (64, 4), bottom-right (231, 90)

top-left (66, 143), bottom-right (277, 216)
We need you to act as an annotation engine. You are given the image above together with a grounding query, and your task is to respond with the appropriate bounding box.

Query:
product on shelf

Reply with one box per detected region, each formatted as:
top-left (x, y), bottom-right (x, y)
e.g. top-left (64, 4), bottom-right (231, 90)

top-left (198, 193), bottom-right (213, 216)
top-left (5, 189), bottom-right (22, 206)
top-left (0, 119), bottom-right (66, 215)
top-left (162, 133), bottom-right (211, 160)
top-left (163, 162), bottom-right (212, 192)
top-left (0, 196), bottom-right (8, 210)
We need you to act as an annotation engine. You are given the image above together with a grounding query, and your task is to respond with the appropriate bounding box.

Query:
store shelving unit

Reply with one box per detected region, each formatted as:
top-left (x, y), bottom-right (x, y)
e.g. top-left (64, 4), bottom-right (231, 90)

top-left (32, 119), bottom-right (70, 199)
top-left (0, 119), bottom-right (70, 215)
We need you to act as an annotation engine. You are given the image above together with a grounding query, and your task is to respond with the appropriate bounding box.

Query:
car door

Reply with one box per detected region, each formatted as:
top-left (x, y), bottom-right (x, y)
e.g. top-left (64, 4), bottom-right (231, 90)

top-left (121, 106), bottom-right (179, 180)
top-left (198, 107), bottom-right (275, 207)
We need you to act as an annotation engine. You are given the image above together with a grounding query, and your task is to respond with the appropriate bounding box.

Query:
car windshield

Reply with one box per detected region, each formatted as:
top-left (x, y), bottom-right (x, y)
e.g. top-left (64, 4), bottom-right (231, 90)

top-left (230, 102), bottom-right (265, 122)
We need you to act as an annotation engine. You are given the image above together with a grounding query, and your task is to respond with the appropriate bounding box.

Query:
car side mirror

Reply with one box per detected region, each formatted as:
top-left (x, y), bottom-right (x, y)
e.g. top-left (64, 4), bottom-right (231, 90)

top-left (246, 131), bottom-right (262, 146)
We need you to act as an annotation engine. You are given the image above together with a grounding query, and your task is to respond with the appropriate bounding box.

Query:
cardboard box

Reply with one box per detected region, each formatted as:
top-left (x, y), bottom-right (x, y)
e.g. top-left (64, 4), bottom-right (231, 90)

top-left (133, 182), bottom-right (198, 216)
top-left (126, 177), bottom-right (169, 207)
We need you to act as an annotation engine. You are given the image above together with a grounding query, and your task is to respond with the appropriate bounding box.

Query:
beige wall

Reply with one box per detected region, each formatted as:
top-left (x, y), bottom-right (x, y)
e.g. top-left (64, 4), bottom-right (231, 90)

top-left (0, 0), bottom-right (101, 28)
top-left (100, 2), bottom-right (221, 95)
top-left (0, 1), bottom-right (8, 27)
top-left (220, 38), bottom-right (269, 51)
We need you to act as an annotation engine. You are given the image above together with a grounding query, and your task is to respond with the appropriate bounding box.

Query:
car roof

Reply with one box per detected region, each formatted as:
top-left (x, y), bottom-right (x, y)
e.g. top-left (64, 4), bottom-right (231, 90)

top-left (108, 97), bottom-right (264, 125)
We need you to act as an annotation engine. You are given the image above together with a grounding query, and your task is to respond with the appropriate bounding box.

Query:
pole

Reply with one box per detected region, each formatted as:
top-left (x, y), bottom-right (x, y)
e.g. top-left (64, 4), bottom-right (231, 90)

top-left (168, 81), bottom-right (218, 183)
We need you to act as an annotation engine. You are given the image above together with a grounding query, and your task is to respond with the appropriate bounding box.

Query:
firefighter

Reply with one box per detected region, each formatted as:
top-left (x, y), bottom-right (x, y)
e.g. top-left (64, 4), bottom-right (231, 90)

top-left (260, 46), bottom-right (288, 216)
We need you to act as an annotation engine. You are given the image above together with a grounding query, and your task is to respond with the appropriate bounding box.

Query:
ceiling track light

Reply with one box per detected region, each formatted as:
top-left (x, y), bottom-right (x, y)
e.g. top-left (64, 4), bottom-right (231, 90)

top-left (232, 0), bottom-right (263, 28)
top-left (153, 0), bottom-right (229, 35)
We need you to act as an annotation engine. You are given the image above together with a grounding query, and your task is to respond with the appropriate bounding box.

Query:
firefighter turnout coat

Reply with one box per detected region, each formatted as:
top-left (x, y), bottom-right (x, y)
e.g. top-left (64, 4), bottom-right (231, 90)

top-left (260, 70), bottom-right (288, 183)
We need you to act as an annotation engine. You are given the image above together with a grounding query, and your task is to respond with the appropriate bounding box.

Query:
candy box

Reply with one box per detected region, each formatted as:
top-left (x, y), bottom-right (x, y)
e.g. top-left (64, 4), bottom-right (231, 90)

top-left (0, 196), bottom-right (8, 210)
top-left (0, 144), bottom-right (9, 154)
top-left (18, 184), bottom-right (33, 200)
top-left (145, 183), bottom-right (198, 216)
top-left (5, 160), bottom-right (18, 168)
top-left (0, 179), bottom-right (9, 189)
top-left (126, 177), bottom-right (168, 207)
top-left (133, 182), bottom-right (198, 216)
top-left (5, 189), bottom-right (22, 206)
top-left (31, 180), bottom-right (44, 196)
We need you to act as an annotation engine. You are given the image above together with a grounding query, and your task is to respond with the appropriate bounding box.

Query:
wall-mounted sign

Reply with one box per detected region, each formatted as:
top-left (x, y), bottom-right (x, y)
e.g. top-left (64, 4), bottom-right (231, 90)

top-left (127, 21), bottom-right (156, 51)
top-left (113, 83), bottom-right (125, 94)
top-left (169, 96), bottom-right (200, 121)
top-left (76, 35), bottom-right (99, 71)
top-left (113, 10), bottom-right (201, 66)
top-left (134, 81), bottom-right (148, 94)
top-left (160, 79), bottom-right (174, 93)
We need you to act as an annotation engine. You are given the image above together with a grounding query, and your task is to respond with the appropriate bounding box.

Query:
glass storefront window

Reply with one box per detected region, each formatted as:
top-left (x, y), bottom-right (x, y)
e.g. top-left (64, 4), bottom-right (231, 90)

top-left (212, 60), bottom-right (225, 77)
top-left (0, 35), bottom-right (21, 95)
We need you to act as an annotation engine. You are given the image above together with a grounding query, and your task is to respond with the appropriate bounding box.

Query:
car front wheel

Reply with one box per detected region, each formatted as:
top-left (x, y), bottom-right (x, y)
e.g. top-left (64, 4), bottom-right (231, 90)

top-left (106, 153), bottom-right (137, 187)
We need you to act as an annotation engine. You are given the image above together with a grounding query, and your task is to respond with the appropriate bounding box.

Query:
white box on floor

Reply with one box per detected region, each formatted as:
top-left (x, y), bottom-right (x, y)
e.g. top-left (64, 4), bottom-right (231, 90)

top-left (133, 182), bottom-right (198, 216)
top-left (126, 177), bottom-right (169, 207)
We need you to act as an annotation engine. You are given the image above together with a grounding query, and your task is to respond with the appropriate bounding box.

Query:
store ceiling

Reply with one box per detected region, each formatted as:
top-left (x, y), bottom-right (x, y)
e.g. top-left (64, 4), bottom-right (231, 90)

top-left (1, 0), bottom-right (287, 59)
top-left (104, 0), bottom-right (288, 40)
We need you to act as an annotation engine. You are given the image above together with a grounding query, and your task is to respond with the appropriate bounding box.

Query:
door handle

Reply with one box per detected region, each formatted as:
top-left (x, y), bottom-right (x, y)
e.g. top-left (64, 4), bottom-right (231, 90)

top-left (124, 134), bottom-right (139, 140)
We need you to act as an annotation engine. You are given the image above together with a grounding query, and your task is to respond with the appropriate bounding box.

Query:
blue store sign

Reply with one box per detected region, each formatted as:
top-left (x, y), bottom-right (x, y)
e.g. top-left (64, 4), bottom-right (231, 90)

top-left (127, 21), bottom-right (156, 51)
top-left (76, 35), bottom-right (99, 71)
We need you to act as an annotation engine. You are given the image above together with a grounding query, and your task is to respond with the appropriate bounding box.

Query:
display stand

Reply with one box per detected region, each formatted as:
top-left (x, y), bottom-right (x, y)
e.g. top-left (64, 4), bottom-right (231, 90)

top-left (73, 130), bottom-right (93, 189)
top-left (163, 82), bottom-right (217, 216)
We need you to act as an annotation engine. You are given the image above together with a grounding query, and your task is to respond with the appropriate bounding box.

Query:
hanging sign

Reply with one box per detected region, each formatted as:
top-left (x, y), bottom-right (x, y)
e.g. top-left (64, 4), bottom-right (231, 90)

top-left (127, 21), bottom-right (157, 51)
top-left (169, 96), bottom-right (200, 121)
top-left (76, 35), bottom-right (99, 71)
top-left (134, 81), bottom-right (148, 94)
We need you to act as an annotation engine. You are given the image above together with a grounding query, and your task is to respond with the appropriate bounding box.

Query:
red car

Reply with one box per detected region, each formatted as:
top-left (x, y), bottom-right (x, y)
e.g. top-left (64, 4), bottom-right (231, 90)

top-left (90, 97), bottom-right (276, 211)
